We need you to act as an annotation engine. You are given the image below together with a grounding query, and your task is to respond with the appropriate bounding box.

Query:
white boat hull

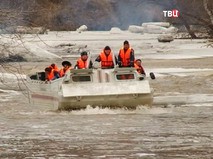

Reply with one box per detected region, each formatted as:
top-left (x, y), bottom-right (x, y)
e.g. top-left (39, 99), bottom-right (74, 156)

top-left (59, 93), bottom-right (153, 110)
top-left (27, 68), bottom-right (154, 110)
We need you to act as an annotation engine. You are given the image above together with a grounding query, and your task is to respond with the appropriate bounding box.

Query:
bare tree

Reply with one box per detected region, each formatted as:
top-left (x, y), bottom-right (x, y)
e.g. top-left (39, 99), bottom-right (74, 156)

top-left (203, 0), bottom-right (213, 25)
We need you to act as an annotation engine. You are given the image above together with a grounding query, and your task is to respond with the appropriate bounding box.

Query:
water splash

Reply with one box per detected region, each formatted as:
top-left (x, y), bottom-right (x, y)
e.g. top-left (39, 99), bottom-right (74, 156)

top-left (69, 105), bottom-right (172, 115)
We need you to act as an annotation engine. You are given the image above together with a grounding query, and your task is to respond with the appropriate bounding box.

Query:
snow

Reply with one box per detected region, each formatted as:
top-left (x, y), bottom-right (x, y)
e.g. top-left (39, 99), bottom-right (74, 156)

top-left (1, 30), bottom-right (213, 79)
top-left (76, 25), bottom-right (88, 33)
top-left (110, 27), bottom-right (123, 34)
top-left (0, 73), bottom-right (27, 90)
top-left (128, 25), bottom-right (143, 33)
top-left (0, 73), bottom-right (26, 80)
top-left (3, 31), bottom-right (210, 61)
top-left (0, 35), bottom-right (62, 60)
top-left (23, 42), bottom-right (62, 59)
top-left (147, 68), bottom-right (213, 77)
top-left (142, 22), bottom-right (170, 28)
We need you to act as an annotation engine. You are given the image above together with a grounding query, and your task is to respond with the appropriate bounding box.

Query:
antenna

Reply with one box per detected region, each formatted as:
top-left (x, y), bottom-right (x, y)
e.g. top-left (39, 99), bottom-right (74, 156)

top-left (86, 51), bottom-right (91, 68)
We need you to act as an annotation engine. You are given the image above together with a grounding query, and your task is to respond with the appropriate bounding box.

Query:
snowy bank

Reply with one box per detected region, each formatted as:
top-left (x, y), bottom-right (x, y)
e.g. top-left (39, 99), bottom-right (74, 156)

top-left (76, 25), bottom-right (88, 33)
top-left (128, 25), bottom-right (143, 33)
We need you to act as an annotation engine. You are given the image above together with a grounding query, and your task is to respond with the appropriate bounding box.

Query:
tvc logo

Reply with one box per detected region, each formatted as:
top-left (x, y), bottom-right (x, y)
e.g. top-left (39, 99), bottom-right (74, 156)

top-left (163, 9), bottom-right (179, 18)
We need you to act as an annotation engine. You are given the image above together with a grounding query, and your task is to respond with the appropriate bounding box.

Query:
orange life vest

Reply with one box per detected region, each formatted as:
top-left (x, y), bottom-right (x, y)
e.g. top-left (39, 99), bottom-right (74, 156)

top-left (49, 64), bottom-right (59, 72)
top-left (77, 58), bottom-right (87, 69)
top-left (100, 51), bottom-right (114, 68)
top-left (59, 67), bottom-right (71, 77)
top-left (134, 63), bottom-right (145, 74)
top-left (119, 48), bottom-right (131, 67)
top-left (46, 69), bottom-right (55, 81)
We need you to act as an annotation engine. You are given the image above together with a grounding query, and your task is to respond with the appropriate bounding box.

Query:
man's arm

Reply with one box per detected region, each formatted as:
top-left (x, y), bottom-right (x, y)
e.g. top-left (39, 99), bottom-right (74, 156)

top-left (130, 49), bottom-right (135, 67)
top-left (95, 55), bottom-right (101, 62)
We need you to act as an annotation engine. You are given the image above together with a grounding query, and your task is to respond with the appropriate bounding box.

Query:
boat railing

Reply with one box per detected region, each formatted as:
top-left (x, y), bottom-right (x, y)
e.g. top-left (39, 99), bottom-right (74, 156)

top-left (86, 51), bottom-right (91, 69)
top-left (113, 67), bottom-right (136, 73)
top-left (70, 69), bottom-right (93, 74)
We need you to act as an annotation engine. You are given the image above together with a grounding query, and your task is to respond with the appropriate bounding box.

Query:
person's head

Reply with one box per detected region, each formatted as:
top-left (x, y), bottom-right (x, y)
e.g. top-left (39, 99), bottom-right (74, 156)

top-left (81, 51), bottom-right (88, 61)
top-left (135, 59), bottom-right (142, 66)
top-left (51, 63), bottom-right (56, 68)
top-left (62, 61), bottom-right (72, 69)
top-left (123, 40), bottom-right (130, 50)
top-left (45, 67), bottom-right (52, 73)
top-left (104, 46), bottom-right (111, 55)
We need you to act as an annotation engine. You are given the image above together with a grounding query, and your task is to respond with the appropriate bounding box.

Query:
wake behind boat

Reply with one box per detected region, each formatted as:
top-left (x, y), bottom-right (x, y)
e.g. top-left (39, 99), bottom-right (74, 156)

top-left (27, 67), bottom-right (154, 110)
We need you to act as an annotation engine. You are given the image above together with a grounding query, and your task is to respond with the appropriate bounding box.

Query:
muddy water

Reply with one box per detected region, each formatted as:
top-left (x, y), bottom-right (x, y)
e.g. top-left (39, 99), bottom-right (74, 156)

top-left (0, 90), bottom-right (212, 159)
top-left (1, 31), bottom-right (213, 158)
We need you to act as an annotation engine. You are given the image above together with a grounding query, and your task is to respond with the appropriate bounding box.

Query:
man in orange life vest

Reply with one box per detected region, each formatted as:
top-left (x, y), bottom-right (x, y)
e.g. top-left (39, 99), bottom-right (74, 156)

top-left (95, 46), bottom-right (117, 69)
top-left (59, 61), bottom-right (72, 77)
top-left (49, 63), bottom-right (59, 72)
top-left (134, 59), bottom-right (146, 76)
top-left (49, 63), bottom-right (60, 79)
top-left (45, 67), bottom-right (55, 81)
top-left (118, 40), bottom-right (135, 67)
top-left (75, 51), bottom-right (93, 69)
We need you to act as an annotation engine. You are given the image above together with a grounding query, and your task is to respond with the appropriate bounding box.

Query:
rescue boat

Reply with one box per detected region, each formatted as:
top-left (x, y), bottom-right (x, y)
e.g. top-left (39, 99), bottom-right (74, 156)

top-left (27, 67), bottom-right (154, 110)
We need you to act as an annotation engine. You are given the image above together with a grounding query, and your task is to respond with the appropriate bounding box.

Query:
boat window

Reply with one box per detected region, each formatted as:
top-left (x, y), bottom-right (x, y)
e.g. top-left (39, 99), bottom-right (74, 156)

top-left (116, 74), bottom-right (135, 80)
top-left (72, 75), bottom-right (91, 82)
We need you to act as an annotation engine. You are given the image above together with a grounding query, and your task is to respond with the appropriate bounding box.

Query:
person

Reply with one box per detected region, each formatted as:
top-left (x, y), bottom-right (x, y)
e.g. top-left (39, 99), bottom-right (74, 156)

top-left (49, 63), bottom-right (60, 79)
top-left (118, 40), bottom-right (135, 67)
top-left (134, 59), bottom-right (146, 76)
top-left (75, 51), bottom-right (93, 69)
top-left (95, 46), bottom-right (117, 69)
top-left (59, 61), bottom-right (72, 77)
top-left (44, 67), bottom-right (55, 81)
top-left (49, 63), bottom-right (59, 72)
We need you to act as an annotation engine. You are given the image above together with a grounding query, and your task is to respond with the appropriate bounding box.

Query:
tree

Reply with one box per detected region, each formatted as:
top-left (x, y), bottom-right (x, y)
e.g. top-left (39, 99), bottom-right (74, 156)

top-left (203, 0), bottom-right (213, 25)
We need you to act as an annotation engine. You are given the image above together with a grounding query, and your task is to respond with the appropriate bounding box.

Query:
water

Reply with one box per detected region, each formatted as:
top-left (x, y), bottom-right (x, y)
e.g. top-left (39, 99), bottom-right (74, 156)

top-left (0, 90), bottom-right (212, 159)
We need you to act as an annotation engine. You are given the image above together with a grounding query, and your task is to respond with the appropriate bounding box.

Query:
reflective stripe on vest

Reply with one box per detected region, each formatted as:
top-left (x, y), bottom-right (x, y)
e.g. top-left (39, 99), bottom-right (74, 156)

top-left (77, 58), bottom-right (87, 69)
top-left (119, 48), bottom-right (131, 67)
top-left (100, 51), bottom-right (114, 68)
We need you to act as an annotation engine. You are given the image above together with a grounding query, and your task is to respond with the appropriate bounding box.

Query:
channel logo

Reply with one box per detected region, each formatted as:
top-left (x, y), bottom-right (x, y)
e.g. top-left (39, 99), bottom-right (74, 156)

top-left (163, 9), bottom-right (179, 18)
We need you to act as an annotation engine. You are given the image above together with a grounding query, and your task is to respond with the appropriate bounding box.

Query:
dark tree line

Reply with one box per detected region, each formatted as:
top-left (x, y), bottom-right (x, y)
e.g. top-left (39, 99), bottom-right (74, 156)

top-left (0, 0), bottom-right (213, 38)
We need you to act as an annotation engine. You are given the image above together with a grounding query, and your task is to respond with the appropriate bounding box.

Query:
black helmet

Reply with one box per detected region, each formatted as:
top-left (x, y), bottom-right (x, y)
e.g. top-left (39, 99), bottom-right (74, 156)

top-left (62, 61), bottom-right (72, 67)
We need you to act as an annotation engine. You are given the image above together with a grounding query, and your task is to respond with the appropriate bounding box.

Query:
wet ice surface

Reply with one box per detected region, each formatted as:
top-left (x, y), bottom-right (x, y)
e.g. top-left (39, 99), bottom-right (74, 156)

top-left (2, 31), bottom-right (213, 61)
top-left (0, 91), bottom-right (213, 159)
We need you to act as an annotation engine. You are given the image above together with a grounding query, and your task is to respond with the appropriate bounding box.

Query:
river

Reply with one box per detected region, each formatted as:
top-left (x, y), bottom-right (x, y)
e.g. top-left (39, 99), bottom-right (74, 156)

top-left (0, 89), bottom-right (212, 159)
top-left (1, 31), bottom-right (213, 158)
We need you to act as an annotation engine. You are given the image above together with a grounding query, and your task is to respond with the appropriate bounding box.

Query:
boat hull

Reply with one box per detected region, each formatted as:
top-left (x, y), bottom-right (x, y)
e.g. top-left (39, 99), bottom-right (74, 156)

top-left (27, 68), bottom-right (154, 111)
top-left (58, 93), bottom-right (153, 110)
